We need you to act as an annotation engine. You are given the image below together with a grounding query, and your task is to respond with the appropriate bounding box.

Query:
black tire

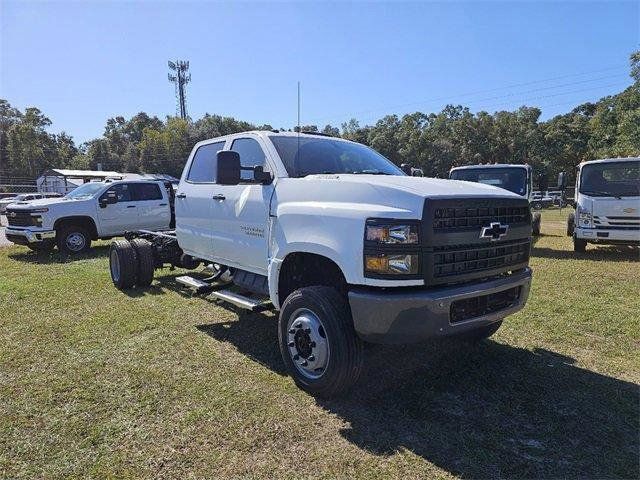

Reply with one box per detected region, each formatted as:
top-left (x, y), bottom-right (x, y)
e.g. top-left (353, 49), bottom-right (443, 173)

top-left (574, 236), bottom-right (587, 253)
top-left (56, 225), bottom-right (91, 254)
top-left (130, 238), bottom-right (155, 287)
top-left (278, 286), bottom-right (364, 398)
top-left (109, 240), bottom-right (138, 290)
top-left (532, 212), bottom-right (541, 236)
top-left (567, 212), bottom-right (575, 237)
top-left (532, 201), bottom-right (543, 210)
top-left (455, 320), bottom-right (502, 342)
top-left (27, 241), bottom-right (55, 253)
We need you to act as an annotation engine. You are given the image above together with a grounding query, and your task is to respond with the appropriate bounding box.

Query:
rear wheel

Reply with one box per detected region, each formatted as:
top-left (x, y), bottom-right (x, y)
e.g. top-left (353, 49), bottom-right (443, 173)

top-left (574, 236), bottom-right (587, 253)
top-left (56, 225), bottom-right (91, 254)
top-left (110, 240), bottom-right (138, 289)
top-left (130, 238), bottom-right (155, 287)
top-left (278, 286), bottom-right (364, 398)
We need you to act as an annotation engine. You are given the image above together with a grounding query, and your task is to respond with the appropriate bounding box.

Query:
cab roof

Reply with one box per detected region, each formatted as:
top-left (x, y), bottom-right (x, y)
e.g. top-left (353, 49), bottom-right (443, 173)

top-left (450, 164), bottom-right (531, 171)
top-left (579, 157), bottom-right (640, 166)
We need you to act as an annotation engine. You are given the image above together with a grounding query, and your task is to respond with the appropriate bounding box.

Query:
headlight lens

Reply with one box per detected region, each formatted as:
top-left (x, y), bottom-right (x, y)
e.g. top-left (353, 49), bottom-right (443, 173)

top-left (365, 223), bottom-right (419, 244)
top-left (577, 206), bottom-right (592, 227)
top-left (365, 254), bottom-right (419, 275)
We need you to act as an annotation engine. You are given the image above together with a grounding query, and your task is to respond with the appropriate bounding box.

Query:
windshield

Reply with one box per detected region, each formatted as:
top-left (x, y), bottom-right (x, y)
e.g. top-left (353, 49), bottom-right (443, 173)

top-left (65, 182), bottom-right (106, 199)
top-left (450, 167), bottom-right (528, 196)
top-left (269, 136), bottom-right (404, 177)
top-left (579, 161), bottom-right (639, 197)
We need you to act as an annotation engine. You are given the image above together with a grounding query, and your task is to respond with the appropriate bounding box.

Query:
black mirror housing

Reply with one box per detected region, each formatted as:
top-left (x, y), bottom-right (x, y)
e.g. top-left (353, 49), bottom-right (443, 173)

top-left (253, 166), bottom-right (272, 184)
top-left (99, 190), bottom-right (118, 207)
top-left (217, 151), bottom-right (241, 185)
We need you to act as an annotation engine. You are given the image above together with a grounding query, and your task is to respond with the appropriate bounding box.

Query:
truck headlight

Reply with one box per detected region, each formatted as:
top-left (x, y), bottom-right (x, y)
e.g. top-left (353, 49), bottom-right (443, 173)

top-left (365, 222), bottom-right (419, 244)
top-left (365, 254), bottom-right (419, 275)
top-left (577, 206), bottom-right (592, 227)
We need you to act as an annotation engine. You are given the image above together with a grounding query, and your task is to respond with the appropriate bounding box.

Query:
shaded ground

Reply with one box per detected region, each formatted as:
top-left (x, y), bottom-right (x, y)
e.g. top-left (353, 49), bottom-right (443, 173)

top-left (0, 210), bottom-right (638, 479)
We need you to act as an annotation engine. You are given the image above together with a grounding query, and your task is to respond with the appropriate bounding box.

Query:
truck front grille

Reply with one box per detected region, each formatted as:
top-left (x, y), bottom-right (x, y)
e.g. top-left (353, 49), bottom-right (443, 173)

top-left (432, 239), bottom-right (530, 278)
top-left (433, 205), bottom-right (529, 231)
top-left (422, 197), bottom-right (532, 286)
top-left (450, 286), bottom-right (521, 323)
top-left (6, 210), bottom-right (38, 227)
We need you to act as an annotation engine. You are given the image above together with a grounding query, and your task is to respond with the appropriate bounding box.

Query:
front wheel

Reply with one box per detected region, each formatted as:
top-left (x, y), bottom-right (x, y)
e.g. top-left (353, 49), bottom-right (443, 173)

top-left (532, 212), bottom-right (541, 236)
top-left (56, 225), bottom-right (91, 254)
top-left (278, 286), bottom-right (364, 398)
top-left (574, 236), bottom-right (587, 253)
top-left (567, 212), bottom-right (575, 237)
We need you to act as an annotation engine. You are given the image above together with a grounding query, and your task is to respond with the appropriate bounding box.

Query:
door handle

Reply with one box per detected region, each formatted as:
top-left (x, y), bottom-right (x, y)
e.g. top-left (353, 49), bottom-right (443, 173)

top-left (126, 205), bottom-right (136, 208)
top-left (212, 194), bottom-right (226, 201)
top-left (159, 203), bottom-right (168, 206)
top-left (176, 193), bottom-right (187, 199)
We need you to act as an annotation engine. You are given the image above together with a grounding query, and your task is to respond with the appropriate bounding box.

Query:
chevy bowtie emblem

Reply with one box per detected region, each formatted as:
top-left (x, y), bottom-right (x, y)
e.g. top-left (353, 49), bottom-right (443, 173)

top-left (480, 222), bottom-right (508, 241)
top-left (623, 207), bottom-right (636, 214)
top-left (9, 212), bottom-right (16, 217)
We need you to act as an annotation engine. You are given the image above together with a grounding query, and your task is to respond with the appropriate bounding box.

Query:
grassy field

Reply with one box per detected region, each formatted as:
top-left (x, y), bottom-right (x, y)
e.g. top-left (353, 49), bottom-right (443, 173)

top-left (1, 209), bottom-right (638, 479)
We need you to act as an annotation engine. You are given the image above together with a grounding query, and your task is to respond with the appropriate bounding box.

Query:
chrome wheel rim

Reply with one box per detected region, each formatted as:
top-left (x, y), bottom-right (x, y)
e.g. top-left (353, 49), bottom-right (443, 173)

top-left (110, 250), bottom-right (120, 281)
top-left (286, 308), bottom-right (329, 379)
top-left (66, 232), bottom-right (85, 252)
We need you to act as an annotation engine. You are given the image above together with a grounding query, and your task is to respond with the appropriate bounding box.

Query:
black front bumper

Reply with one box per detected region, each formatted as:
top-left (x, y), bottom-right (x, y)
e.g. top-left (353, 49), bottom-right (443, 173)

top-left (348, 268), bottom-right (532, 344)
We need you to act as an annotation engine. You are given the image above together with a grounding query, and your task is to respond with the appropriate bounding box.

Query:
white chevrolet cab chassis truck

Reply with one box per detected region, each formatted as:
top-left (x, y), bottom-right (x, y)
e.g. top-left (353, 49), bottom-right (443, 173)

top-left (566, 157), bottom-right (640, 252)
top-left (449, 163), bottom-right (543, 236)
top-left (109, 131), bottom-right (533, 397)
top-left (5, 180), bottom-right (173, 253)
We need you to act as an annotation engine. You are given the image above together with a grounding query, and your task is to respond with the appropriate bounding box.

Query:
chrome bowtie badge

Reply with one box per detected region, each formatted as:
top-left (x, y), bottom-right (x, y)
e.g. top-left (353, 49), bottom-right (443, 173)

top-left (480, 222), bottom-right (508, 241)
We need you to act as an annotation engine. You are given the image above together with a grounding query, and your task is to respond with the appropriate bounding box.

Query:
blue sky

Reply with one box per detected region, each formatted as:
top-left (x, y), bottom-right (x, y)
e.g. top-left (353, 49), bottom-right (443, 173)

top-left (1, 1), bottom-right (638, 144)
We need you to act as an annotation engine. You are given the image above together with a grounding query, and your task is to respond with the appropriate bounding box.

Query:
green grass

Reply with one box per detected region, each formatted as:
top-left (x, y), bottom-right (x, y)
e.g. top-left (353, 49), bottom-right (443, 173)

top-left (1, 210), bottom-right (639, 479)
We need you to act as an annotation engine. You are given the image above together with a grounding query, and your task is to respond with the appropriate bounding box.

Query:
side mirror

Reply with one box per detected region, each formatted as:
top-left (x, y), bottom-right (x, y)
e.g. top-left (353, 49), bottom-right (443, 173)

top-left (99, 190), bottom-right (118, 208)
top-left (400, 163), bottom-right (413, 175)
top-left (253, 166), bottom-right (272, 184)
top-left (557, 171), bottom-right (568, 190)
top-left (216, 151), bottom-right (241, 185)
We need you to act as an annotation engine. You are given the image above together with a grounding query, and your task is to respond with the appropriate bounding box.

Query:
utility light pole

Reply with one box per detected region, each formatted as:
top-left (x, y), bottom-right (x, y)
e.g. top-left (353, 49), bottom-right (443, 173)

top-left (168, 60), bottom-right (191, 120)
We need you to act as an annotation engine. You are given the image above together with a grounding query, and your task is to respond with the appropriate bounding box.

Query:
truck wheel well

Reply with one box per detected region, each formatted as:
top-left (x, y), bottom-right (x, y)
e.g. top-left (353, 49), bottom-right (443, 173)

top-left (54, 216), bottom-right (98, 240)
top-left (278, 253), bottom-right (347, 306)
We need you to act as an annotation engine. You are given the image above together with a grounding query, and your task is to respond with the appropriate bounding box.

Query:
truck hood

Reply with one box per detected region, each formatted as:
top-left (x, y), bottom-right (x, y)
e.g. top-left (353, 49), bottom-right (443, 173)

top-left (6, 197), bottom-right (91, 210)
top-left (274, 174), bottom-right (522, 219)
top-left (317, 174), bottom-right (521, 198)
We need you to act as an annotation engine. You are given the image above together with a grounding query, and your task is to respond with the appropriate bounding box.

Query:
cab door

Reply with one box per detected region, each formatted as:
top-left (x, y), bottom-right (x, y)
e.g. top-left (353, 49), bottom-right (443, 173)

top-left (96, 183), bottom-right (137, 235)
top-left (208, 136), bottom-right (274, 274)
top-left (131, 182), bottom-right (171, 230)
top-left (175, 140), bottom-right (227, 257)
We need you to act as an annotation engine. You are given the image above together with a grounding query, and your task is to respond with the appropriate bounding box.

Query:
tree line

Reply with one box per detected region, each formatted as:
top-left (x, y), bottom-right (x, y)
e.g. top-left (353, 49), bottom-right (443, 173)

top-left (1, 52), bottom-right (638, 183)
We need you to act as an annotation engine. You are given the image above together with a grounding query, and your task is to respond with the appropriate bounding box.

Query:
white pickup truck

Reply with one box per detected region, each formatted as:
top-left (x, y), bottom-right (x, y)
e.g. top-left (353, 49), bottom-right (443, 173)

top-left (109, 131), bottom-right (533, 397)
top-left (567, 157), bottom-right (640, 252)
top-left (5, 180), bottom-right (173, 253)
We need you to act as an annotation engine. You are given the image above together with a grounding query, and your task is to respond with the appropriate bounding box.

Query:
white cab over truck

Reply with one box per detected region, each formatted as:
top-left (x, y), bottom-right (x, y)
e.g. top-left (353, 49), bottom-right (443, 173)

top-left (109, 131), bottom-right (533, 397)
top-left (5, 180), bottom-right (173, 253)
top-left (449, 164), bottom-right (543, 236)
top-left (567, 157), bottom-right (640, 252)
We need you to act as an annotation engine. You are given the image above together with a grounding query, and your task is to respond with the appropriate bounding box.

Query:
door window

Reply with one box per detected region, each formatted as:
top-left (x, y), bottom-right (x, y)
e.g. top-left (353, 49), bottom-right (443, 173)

top-left (231, 138), bottom-right (267, 180)
top-left (187, 141), bottom-right (226, 183)
top-left (101, 183), bottom-right (133, 202)
top-left (133, 183), bottom-right (163, 201)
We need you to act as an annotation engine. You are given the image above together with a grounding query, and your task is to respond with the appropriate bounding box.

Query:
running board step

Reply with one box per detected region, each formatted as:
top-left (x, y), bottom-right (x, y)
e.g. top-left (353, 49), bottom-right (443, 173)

top-left (176, 275), bottom-right (217, 294)
top-left (208, 289), bottom-right (271, 312)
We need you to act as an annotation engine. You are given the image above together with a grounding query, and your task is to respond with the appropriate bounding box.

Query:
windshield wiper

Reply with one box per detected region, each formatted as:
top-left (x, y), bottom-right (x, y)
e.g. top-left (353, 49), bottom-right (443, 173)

top-left (349, 170), bottom-right (391, 175)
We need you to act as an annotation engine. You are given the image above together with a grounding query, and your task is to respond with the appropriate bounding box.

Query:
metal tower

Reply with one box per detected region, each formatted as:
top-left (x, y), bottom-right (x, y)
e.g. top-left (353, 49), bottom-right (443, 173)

top-left (168, 60), bottom-right (191, 119)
